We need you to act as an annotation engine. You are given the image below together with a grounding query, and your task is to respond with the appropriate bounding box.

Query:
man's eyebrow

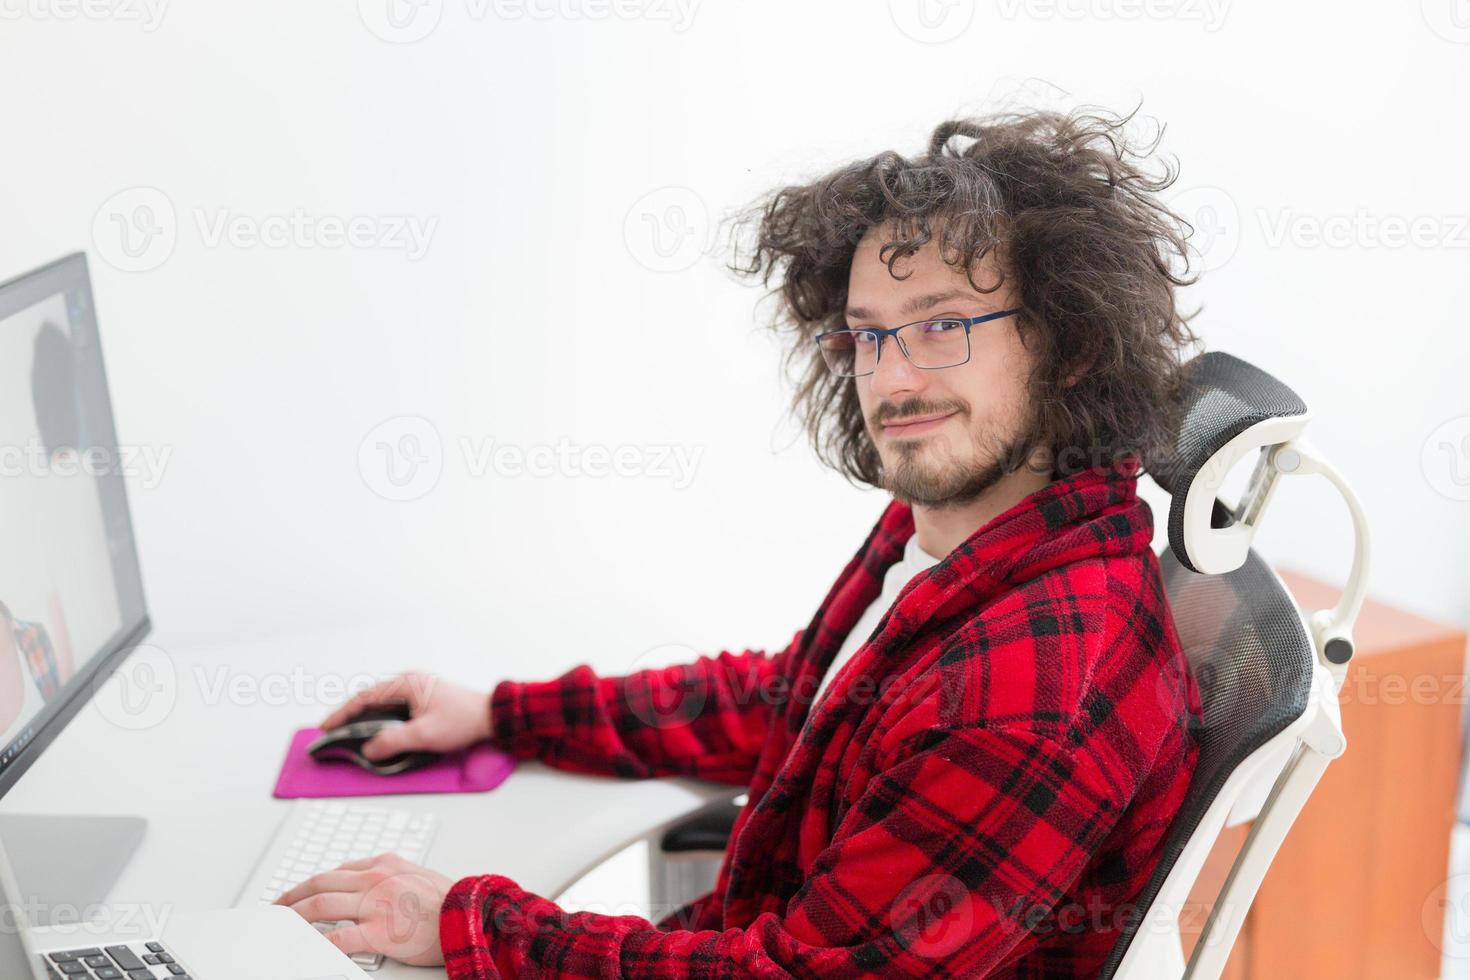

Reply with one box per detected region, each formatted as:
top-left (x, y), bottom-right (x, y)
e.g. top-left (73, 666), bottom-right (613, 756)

top-left (844, 289), bottom-right (976, 323)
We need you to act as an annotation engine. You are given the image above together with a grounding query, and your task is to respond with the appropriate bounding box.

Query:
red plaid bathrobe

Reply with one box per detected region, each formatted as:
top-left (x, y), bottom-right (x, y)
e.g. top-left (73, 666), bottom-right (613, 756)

top-left (440, 457), bottom-right (1203, 977)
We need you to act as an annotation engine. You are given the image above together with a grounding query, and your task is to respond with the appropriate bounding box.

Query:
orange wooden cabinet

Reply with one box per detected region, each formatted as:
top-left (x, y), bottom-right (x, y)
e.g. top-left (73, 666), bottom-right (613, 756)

top-left (1177, 568), bottom-right (1467, 978)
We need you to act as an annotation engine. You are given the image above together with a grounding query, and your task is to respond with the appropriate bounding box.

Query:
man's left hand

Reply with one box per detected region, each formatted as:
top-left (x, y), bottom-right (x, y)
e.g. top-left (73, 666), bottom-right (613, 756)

top-left (275, 852), bottom-right (454, 966)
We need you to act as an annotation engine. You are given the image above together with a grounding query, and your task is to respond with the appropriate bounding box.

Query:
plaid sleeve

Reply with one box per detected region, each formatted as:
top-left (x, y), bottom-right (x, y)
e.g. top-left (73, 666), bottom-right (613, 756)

top-left (487, 631), bottom-right (801, 786)
top-left (440, 721), bottom-right (1129, 978)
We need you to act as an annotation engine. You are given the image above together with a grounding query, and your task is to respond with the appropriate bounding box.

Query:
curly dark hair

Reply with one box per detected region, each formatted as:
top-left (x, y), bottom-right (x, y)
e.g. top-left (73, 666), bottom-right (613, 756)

top-left (724, 104), bottom-right (1202, 488)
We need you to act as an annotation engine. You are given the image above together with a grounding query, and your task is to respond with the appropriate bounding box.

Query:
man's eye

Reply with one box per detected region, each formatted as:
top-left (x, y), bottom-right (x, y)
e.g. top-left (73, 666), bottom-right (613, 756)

top-left (853, 332), bottom-right (877, 346)
top-left (923, 319), bottom-right (963, 334)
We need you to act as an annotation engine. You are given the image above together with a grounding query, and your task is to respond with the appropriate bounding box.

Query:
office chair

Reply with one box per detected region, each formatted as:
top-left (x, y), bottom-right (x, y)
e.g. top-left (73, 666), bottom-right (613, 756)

top-left (645, 351), bottom-right (1371, 978)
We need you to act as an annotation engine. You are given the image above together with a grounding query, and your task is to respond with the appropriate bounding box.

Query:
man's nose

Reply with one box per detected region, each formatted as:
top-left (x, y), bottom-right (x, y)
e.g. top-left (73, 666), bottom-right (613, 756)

top-left (869, 335), bottom-right (925, 398)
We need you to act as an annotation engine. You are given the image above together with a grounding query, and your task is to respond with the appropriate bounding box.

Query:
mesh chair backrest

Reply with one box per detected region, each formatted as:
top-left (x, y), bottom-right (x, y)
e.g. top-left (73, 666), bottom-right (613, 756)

top-left (1096, 546), bottom-right (1315, 977)
top-left (1149, 352), bottom-right (1307, 574)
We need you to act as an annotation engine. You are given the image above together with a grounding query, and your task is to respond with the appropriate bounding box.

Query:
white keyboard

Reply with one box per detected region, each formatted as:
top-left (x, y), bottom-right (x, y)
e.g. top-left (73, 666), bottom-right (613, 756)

top-left (237, 800), bottom-right (438, 971)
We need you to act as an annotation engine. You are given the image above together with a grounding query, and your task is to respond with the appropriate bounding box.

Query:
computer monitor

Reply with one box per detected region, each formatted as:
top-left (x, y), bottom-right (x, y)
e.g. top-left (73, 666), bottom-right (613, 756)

top-left (0, 254), bottom-right (154, 914)
top-left (0, 253), bottom-right (150, 796)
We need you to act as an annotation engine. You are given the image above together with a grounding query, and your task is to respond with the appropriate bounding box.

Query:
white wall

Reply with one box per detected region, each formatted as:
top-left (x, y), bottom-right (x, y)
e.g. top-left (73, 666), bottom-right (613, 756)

top-left (1, 0), bottom-right (1466, 691)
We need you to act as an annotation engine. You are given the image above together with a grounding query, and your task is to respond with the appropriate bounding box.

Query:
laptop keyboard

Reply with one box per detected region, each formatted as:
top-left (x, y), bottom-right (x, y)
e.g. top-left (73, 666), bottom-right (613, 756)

top-left (41, 942), bottom-right (189, 979)
top-left (251, 800), bottom-right (437, 971)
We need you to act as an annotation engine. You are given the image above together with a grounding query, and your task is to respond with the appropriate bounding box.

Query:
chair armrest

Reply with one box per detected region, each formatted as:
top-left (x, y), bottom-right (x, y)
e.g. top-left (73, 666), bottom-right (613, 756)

top-left (658, 796), bottom-right (743, 853)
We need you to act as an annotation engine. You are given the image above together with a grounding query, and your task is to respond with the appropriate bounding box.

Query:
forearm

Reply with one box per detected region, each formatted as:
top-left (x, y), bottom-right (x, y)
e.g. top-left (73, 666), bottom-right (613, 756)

top-left (484, 641), bottom-right (794, 785)
top-left (440, 874), bottom-right (852, 980)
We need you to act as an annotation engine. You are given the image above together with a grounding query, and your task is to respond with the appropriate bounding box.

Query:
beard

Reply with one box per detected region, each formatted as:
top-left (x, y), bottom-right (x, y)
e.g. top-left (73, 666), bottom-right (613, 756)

top-left (873, 404), bottom-right (1045, 510)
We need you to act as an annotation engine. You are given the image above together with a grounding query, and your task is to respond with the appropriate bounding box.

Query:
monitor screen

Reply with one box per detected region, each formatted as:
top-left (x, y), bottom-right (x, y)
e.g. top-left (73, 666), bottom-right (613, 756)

top-left (0, 253), bottom-right (149, 794)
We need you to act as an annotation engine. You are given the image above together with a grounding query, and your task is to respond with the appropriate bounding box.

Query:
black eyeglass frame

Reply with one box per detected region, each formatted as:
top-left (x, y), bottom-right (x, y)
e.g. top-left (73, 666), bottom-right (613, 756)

top-left (813, 308), bottom-right (1022, 377)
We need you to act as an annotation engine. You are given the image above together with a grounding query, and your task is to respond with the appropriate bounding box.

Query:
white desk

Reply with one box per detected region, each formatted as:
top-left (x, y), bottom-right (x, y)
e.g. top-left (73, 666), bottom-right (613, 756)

top-left (0, 618), bottom-right (733, 977)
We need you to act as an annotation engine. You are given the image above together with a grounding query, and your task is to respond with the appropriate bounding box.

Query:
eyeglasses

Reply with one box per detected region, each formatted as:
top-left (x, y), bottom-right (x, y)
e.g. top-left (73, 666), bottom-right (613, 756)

top-left (814, 309), bottom-right (1021, 378)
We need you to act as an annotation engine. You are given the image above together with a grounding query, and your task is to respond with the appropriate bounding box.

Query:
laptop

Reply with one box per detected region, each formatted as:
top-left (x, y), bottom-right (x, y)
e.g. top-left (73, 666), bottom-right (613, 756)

top-left (0, 830), bottom-right (372, 979)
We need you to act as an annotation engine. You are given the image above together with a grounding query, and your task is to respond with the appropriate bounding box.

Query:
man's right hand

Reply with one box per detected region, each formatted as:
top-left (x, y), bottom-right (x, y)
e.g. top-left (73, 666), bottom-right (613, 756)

top-left (318, 672), bottom-right (494, 761)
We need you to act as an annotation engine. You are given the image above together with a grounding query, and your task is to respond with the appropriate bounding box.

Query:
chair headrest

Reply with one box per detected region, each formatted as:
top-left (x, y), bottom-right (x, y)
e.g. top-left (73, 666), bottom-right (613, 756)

top-left (1150, 352), bottom-right (1309, 574)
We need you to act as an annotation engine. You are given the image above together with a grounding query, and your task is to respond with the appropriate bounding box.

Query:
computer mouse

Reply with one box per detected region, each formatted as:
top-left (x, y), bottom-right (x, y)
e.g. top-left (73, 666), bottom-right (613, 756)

top-left (307, 701), bottom-right (441, 776)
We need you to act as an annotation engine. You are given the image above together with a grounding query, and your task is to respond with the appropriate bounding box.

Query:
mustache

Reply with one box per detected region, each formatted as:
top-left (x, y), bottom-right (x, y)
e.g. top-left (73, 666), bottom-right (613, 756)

top-left (871, 399), bottom-right (968, 426)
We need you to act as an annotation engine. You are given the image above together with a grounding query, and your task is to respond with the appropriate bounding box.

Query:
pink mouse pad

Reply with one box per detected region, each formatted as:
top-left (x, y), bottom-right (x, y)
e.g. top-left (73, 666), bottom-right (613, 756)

top-left (273, 727), bottom-right (517, 799)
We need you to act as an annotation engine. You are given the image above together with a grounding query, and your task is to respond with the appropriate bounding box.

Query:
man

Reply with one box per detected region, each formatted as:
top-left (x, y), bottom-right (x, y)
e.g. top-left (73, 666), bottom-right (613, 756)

top-left (282, 106), bottom-right (1205, 977)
